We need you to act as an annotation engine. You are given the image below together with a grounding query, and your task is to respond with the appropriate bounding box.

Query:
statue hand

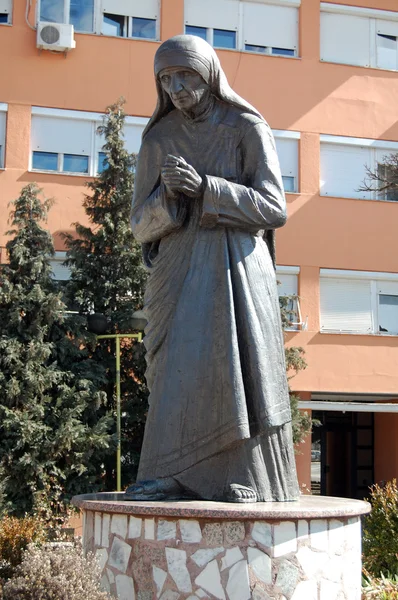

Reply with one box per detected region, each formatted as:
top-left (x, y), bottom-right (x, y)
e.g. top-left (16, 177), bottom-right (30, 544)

top-left (162, 155), bottom-right (203, 198)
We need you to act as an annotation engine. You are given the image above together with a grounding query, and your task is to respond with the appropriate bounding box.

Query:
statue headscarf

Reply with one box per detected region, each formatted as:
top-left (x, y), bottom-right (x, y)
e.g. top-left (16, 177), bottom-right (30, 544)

top-left (143, 34), bottom-right (276, 267)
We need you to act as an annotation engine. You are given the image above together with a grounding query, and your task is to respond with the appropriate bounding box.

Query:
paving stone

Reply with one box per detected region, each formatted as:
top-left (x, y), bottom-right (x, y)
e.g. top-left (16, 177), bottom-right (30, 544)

top-left (159, 592), bottom-right (180, 600)
top-left (115, 574), bottom-right (136, 600)
top-left (100, 574), bottom-right (111, 593)
top-left (202, 523), bottom-right (223, 546)
top-left (95, 547), bottom-right (108, 572)
top-left (107, 568), bottom-right (115, 584)
top-left (144, 518), bottom-right (155, 540)
top-left (195, 559), bottom-right (226, 600)
top-left (180, 519), bottom-right (202, 543)
top-left (157, 520), bottom-right (177, 541)
top-left (310, 519), bottom-right (329, 552)
top-left (223, 521), bottom-right (245, 545)
top-left (166, 547), bottom-right (192, 594)
top-left (221, 546), bottom-right (244, 570)
top-left (153, 566), bottom-right (167, 598)
top-left (94, 512), bottom-right (102, 546)
top-left (128, 516), bottom-right (142, 539)
top-left (247, 547), bottom-right (271, 585)
top-left (226, 560), bottom-right (250, 600)
top-left (191, 547), bottom-right (224, 568)
top-left (296, 546), bottom-right (329, 579)
top-left (273, 522), bottom-right (297, 557)
top-left (102, 514), bottom-right (110, 547)
top-left (137, 593), bottom-right (153, 600)
top-left (196, 589), bottom-right (210, 598)
top-left (108, 537), bottom-right (132, 573)
top-left (251, 584), bottom-right (272, 600)
top-left (275, 560), bottom-right (300, 598)
top-left (111, 514), bottom-right (128, 539)
top-left (251, 522), bottom-right (272, 549)
top-left (291, 580), bottom-right (317, 600)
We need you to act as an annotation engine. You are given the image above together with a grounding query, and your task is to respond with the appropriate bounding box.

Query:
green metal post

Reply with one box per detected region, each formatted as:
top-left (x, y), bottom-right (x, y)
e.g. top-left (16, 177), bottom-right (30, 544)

top-left (115, 335), bottom-right (121, 492)
top-left (96, 332), bottom-right (143, 491)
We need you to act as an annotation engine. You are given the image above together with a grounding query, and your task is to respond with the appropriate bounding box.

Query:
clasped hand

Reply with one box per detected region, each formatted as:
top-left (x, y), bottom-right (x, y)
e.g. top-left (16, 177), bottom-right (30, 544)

top-left (162, 154), bottom-right (203, 198)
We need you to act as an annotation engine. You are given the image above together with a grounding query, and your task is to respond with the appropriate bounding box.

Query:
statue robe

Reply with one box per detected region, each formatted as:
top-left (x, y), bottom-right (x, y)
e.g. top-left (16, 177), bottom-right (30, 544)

top-left (131, 100), bottom-right (299, 501)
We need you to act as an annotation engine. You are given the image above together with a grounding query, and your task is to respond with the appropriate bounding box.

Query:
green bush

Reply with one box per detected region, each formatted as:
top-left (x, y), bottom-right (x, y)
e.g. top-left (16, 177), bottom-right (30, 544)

top-left (0, 516), bottom-right (46, 581)
top-left (362, 570), bottom-right (398, 599)
top-left (363, 479), bottom-right (398, 576)
top-left (2, 542), bottom-right (110, 600)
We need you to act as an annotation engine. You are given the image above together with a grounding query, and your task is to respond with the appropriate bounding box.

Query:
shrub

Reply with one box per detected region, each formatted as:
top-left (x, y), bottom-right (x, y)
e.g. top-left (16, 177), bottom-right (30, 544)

top-left (363, 480), bottom-right (398, 576)
top-left (2, 542), bottom-right (110, 600)
top-left (0, 516), bottom-right (46, 581)
top-left (362, 570), bottom-right (398, 599)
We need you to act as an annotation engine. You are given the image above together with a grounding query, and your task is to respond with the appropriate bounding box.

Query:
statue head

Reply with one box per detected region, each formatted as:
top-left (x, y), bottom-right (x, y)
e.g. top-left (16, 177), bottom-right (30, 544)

top-left (143, 35), bottom-right (264, 137)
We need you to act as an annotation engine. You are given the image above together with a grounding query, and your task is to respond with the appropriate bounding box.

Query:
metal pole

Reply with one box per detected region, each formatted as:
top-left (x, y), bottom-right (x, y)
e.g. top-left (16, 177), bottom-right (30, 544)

top-left (115, 335), bottom-right (121, 492)
top-left (96, 332), bottom-right (143, 491)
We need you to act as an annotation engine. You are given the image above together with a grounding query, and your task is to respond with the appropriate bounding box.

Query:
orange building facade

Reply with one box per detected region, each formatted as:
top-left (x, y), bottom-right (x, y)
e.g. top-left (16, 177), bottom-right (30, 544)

top-left (1, 0), bottom-right (398, 499)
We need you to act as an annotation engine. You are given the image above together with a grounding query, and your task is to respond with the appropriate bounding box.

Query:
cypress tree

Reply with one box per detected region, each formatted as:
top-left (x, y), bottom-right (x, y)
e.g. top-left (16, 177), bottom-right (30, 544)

top-left (0, 184), bottom-right (111, 518)
top-left (64, 99), bottom-right (148, 489)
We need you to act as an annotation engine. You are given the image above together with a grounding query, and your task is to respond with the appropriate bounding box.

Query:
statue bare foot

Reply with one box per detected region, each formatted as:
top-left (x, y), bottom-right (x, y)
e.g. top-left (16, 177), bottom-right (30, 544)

top-left (225, 484), bottom-right (257, 503)
top-left (125, 477), bottom-right (196, 501)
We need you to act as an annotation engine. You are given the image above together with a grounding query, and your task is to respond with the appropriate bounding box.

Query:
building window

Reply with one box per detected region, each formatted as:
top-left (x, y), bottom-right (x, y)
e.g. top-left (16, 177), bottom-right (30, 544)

top-left (276, 267), bottom-right (301, 330)
top-left (184, 0), bottom-right (299, 56)
top-left (185, 25), bottom-right (207, 41)
top-left (0, 106), bottom-right (7, 168)
top-left (320, 135), bottom-right (398, 200)
top-left (273, 133), bottom-right (299, 193)
top-left (32, 151), bottom-right (59, 171)
top-left (213, 28), bottom-right (236, 49)
top-left (39, 0), bottom-right (158, 38)
top-left (102, 13), bottom-right (126, 37)
top-left (0, 0), bottom-right (12, 24)
top-left (320, 270), bottom-right (398, 335)
top-left (40, 0), bottom-right (94, 32)
top-left (320, 4), bottom-right (398, 71)
top-left (377, 164), bottom-right (398, 202)
top-left (31, 107), bottom-right (146, 177)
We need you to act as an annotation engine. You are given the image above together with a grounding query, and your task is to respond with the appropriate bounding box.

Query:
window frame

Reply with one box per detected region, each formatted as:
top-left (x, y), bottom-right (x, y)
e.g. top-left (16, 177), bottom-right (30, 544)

top-left (320, 3), bottom-right (398, 71)
top-left (0, 103), bottom-right (7, 169)
top-left (276, 265), bottom-right (302, 331)
top-left (320, 269), bottom-right (398, 336)
top-left (184, 0), bottom-right (300, 57)
top-left (37, 0), bottom-right (160, 39)
top-left (30, 106), bottom-right (148, 177)
top-left (0, 0), bottom-right (12, 24)
top-left (320, 134), bottom-right (398, 202)
top-left (273, 130), bottom-right (300, 194)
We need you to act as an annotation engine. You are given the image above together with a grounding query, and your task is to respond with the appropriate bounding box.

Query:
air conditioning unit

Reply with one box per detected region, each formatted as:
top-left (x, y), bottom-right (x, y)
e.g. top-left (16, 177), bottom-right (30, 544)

top-left (37, 22), bottom-right (76, 52)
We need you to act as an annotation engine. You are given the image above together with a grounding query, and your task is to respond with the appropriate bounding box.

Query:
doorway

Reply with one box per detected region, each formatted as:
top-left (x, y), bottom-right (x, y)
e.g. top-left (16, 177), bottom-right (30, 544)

top-left (311, 410), bottom-right (374, 499)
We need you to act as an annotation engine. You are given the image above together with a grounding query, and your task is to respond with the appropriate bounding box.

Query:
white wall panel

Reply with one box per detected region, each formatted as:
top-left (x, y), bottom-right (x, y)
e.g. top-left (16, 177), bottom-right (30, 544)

top-left (243, 2), bottom-right (298, 50)
top-left (184, 0), bottom-right (239, 30)
top-left (320, 143), bottom-right (372, 199)
top-left (32, 116), bottom-right (93, 155)
top-left (321, 12), bottom-right (371, 67)
top-left (124, 123), bottom-right (144, 155)
top-left (320, 278), bottom-right (373, 333)
top-left (101, 0), bottom-right (158, 19)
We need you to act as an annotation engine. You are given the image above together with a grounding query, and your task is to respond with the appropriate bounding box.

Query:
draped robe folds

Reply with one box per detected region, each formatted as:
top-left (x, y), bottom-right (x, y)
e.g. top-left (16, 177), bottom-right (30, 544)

top-left (131, 100), bottom-right (299, 501)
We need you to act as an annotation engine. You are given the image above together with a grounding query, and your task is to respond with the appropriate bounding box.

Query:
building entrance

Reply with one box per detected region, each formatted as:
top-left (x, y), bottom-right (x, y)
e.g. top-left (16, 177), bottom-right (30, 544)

top-left (311, 411), bottom-right (374, 499)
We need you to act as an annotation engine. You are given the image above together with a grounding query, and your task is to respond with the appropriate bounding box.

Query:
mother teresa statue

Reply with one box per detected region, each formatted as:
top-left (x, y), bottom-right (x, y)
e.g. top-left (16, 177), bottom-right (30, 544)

top-left (127, 35), bottom-right (299, 503)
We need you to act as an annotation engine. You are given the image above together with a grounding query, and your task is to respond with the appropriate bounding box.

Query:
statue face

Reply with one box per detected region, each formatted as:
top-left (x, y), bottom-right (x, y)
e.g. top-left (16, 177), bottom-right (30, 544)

top-left (159, 66), bottom-right (209, 111)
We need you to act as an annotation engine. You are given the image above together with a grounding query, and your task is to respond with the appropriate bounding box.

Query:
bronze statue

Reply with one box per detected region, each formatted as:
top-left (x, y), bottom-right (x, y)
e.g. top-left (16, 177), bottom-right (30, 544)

top-left (127, 35), bottom-right (299, 503)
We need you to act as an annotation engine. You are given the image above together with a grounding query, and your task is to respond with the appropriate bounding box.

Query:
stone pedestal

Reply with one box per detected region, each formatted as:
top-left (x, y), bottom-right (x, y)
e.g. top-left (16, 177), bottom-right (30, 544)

top-left (72, 494), bottom-right (370, 600)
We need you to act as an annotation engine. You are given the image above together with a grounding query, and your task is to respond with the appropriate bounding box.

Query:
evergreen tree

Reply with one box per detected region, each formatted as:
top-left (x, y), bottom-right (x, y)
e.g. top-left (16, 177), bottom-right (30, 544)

top-left (0, 184), bottom-right (111, 518)
top-left (64, 99), bottom-right (148, 489)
